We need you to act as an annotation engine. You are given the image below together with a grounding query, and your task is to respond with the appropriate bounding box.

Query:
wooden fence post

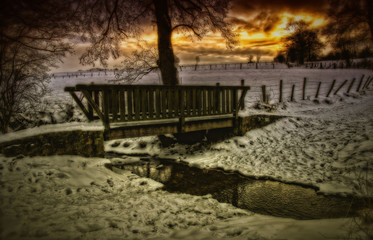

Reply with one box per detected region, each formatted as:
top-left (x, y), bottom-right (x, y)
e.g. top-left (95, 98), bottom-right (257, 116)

top-left (356, 75), bottom-right (365, 92)
top-left (315, 82), bottom-right (321, 98)
top-left (261, 85), bottom-right (267, 103)
top-left (279, 80), bottom-right (283, 102)
top-left (240, 80), bottom-right (245, 109)
top-left (362, 76), bottom-right (371, 90)
top-left (346, 78), bottom-right (356, 93)
top-left (302, 77), bottom-right (307, 100)
top-left (291, 85), bottom-right (295, 102)
top-left (326, 80), bottom-right (336, 97)
top-left (334, 80), bottom-right (348, 95)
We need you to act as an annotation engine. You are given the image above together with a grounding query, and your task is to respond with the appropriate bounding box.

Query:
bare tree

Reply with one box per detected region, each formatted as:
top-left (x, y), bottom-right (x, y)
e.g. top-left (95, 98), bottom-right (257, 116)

top-left (248, 55), bottom-right (254, 63)
top-left (110, 41), bottom-right (159, 84)
top-left (0, 0), bottom-right (74, 133)
top-left (74, 0), bottom-right (236, 86)
top-left (282, 20), bottom-right (324, 64)
top-left (323, 0), bottom-right (373, 66)
top-left (256, 54), bottom-right (261, 63)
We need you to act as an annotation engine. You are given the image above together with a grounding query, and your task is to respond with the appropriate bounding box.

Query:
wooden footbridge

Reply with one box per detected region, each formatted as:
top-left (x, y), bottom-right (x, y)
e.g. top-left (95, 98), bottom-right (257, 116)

top-left (64, 84), bottom-right (250, 140)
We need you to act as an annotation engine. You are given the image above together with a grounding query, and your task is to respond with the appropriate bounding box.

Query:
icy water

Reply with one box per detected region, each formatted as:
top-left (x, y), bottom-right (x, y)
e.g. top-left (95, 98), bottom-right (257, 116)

top-left (105, 154), bottom-right (368, 220)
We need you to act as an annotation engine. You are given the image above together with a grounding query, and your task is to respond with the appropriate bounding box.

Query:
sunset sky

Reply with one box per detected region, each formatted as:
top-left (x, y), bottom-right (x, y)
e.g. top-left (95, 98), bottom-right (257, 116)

top-left (57, 0), bottom-right (330, 72)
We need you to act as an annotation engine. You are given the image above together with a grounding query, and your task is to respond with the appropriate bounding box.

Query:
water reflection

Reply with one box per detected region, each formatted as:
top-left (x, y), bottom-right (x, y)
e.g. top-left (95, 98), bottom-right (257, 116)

top-left (106, 157), bottom-right (368, 220)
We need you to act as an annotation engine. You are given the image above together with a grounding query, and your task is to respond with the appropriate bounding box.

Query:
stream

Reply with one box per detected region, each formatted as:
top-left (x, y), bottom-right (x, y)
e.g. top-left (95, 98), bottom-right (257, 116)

top-left (105, 153), bottom-right (369, 220)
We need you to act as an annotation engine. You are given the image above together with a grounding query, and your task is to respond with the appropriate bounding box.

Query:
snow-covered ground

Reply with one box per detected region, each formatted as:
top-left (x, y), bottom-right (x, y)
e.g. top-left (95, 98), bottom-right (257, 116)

top-left (1, 68), bottom-right (373, 239)
top-left (0, 155), bottom-right (368, 240)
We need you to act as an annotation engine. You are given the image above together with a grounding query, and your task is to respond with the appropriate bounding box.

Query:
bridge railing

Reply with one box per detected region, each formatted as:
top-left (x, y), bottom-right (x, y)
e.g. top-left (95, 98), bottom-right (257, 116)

top-left (64, 84), bottom-right (250, 130)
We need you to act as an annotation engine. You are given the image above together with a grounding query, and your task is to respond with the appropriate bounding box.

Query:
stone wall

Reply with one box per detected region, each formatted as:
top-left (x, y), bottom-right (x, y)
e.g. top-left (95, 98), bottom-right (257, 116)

top-left (236, 114), bottom-right (286, 135)
top-left (0, 130), bottom-right (104, 157)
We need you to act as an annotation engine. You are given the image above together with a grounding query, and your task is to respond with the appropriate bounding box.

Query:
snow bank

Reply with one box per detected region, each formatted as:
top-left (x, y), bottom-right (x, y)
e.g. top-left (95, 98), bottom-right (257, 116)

top-left (0, 155), bottom-right (364, 240)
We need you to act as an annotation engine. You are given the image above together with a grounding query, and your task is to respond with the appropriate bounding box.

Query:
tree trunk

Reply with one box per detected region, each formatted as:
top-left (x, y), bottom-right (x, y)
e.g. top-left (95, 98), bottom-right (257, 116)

top-left (153, 0), bottom-right (179, 86)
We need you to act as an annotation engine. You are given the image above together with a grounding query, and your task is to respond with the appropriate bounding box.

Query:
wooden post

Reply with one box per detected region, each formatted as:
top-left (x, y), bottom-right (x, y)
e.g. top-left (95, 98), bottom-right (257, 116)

top-left (240, 80), bottom-right (245, 109)
top-left (240, 63), bottom-right (242, 69)
top-left (334, 80), bottom-right (348, 95)
top-left (326, 80), bottom-right (336, 97)
top-left (261, 85), bottom-right (267, 103)
top-left (279, 80), bottom-right (283, 102)
top-left (290, 85), bottom-right (295, 102)
top-left (315, 82), bottom-right (321, 98)
top-left (362, 76), bottom-right (371, 90)
top-left (366, 77), bottom-right (372, 89)
top-left (346, 78), bottom-right (356, 93)
top-left (302, 77), bottom-right (307, 100)
top-left (356, 75), bottom-right (365, 92)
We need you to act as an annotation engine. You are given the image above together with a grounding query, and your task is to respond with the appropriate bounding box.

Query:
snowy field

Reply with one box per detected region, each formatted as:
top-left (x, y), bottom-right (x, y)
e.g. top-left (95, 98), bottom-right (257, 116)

top-left (1, 68), bottom-right (373, 239)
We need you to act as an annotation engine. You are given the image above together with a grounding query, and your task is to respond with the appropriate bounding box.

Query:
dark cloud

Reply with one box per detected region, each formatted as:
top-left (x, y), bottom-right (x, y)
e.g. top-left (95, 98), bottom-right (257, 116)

top-left (231, 0), bottom-right (329, 16)
top-left (230, 10), bottom-right (281, 34)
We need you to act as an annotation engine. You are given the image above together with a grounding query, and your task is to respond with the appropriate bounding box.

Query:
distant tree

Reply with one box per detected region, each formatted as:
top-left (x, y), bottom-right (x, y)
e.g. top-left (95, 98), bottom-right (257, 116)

top-left (256, 54), bottom-right (261, 63)
top-left (194, 56), bottom-right (200, 71)
top-left (75, 0), bottom-right (236, 86)
top-left (274, 52), bottom-right (286, 63)
top-left (0, 0), bottom-right (74, 133)
top-left (323, 0), bottom-right (373, 66)
top-left (359, 46), bottom-right (373, 58)
top-left (282, 20), bottom-right (324, 64)
top-left (248, 55), bottom-right (254, 63)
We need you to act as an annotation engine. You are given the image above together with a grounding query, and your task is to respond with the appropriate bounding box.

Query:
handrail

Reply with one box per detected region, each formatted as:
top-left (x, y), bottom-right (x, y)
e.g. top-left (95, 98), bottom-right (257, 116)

top-left (65, 84), bottom-right (250, 131)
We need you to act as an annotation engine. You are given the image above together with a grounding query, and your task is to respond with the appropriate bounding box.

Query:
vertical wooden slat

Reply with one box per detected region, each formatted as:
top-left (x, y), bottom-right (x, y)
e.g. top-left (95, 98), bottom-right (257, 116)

top-left (196, 89), bottom-right (200, 116)
top-left (119, 90), bottom-right (125, 121)
top-left (168, 88), bottom-right (173, 118)
top-left (203, 89), bottom-right (207, 115)
top-left (215, 83), bottom-right (220, 114)
top-left (127, 89), bottom-right (133, 121)
top-left (134, 88), bottom-right (140, 120)
top-left (162, 88), bottom-right (167, 118)
top-left (208, 89), bottom-right (213, 114)
top-left (192, 89), bottom-right (196, 116)
top-left (148, 89), bottom-right (154, 119)
top-left (87, 90), bottom-right (93, 120)
top-left (233, 89), bottom-right (238, 119)
top-left (103, 90), bottom-right (110, 127)
top-left (155, 88), bottom-right (161, 119)
top-left (141, 88), bottom-right (147, 120)
top-left (112, 89), bottom-right (118, 122)
top-left (175, 88), bottom-right (180, 117)
top-left (227, 89), bottom-right (231, 113)
top-left (222, 89), bottom-right (226, 114)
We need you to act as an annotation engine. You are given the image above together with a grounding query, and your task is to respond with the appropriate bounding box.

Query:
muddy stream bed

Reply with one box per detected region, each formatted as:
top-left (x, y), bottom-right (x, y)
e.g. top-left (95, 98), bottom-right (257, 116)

top-left (105, 152), bottom-right (369, 220)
